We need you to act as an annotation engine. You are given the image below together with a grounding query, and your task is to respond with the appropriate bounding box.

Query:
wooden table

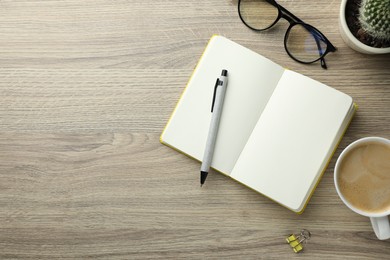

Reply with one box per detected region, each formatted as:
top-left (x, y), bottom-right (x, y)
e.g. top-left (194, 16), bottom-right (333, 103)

top-left (0, 0), bottom-right (389, 258)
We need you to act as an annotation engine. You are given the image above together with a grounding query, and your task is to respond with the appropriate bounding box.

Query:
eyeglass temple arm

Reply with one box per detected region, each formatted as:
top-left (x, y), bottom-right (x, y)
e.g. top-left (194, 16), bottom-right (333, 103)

top-left (309, 27), bottom-right (328, 69)
top-left (310, 27), bottom-right (337, 69)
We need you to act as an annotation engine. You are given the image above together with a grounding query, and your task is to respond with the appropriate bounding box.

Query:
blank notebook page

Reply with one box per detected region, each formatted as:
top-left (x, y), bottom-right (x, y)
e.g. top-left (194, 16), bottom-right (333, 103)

top-left (230, 70), bottom-right (353, 211)
top-left (161, 36), bottom-right (284, 174)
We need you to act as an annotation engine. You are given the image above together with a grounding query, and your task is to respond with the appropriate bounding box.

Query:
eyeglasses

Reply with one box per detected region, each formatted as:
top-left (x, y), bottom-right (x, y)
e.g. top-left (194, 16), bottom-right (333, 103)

top-left (238, 0), bottom-right (337, 69)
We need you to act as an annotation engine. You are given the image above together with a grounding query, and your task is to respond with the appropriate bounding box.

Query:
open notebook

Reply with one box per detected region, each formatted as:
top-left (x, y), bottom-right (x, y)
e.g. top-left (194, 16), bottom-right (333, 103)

top-left (161, 35), bottom-right (356, 213)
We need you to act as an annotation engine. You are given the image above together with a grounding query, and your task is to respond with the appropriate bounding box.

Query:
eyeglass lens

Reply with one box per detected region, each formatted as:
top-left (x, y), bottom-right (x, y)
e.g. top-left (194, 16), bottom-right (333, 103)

top-left (286, 24), bottom-right (328, 62)
top-left (239, 0), bottom-right (328, 63)
top-left (239, 0), bottom-right (279, 30)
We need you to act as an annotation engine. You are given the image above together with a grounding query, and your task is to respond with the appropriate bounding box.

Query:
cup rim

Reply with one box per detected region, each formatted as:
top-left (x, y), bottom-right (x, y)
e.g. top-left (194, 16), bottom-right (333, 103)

top-left (334, 137), bottom-right (390, 218)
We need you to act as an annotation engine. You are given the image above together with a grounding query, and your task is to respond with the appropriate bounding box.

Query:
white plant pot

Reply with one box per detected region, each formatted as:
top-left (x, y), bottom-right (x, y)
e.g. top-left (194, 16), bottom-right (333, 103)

top-left (339, 0), bottom-right (390, 54)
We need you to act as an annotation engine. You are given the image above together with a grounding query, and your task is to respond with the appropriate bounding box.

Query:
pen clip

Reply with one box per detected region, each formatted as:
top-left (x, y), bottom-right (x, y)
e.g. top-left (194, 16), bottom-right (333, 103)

top-left (211, 78), bottom-right (222, 112)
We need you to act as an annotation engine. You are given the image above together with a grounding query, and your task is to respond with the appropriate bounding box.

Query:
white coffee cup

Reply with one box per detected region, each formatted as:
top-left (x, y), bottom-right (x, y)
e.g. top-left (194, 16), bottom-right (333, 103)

top-left (334, 137), bottom-right (390, 240)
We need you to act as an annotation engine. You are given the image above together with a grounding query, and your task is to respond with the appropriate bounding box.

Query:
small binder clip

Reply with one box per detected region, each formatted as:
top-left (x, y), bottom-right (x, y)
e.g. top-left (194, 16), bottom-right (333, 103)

top-left (286, 229), bottom-right (311, 253)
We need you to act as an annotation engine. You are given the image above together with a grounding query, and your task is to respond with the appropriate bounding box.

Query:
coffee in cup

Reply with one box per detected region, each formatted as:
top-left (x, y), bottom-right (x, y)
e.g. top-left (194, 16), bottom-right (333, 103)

top-left (337, 141), bottom-right (390, 213)
top-left (334, 137), bottom-right (390, 240)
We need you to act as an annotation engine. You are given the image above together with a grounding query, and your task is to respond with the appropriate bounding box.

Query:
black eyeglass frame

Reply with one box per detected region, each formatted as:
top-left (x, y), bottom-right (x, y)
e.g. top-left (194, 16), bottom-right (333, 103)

top-left (238, 0), bottom-right (337, 69)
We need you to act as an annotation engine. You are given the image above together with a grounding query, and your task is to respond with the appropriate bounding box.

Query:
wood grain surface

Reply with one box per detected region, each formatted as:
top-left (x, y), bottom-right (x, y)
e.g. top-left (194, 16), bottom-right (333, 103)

top-left (0, 0), bottom-right (389, 259)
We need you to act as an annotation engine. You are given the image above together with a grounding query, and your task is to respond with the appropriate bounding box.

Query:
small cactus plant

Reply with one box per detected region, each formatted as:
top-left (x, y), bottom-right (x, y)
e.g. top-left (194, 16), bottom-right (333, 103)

top-left (358, 0), bottom-right (390, 41)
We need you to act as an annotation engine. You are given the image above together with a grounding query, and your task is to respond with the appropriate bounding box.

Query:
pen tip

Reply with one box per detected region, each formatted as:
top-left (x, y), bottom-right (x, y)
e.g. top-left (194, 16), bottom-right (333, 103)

top-left (200, 171), bottom-right (208, 186)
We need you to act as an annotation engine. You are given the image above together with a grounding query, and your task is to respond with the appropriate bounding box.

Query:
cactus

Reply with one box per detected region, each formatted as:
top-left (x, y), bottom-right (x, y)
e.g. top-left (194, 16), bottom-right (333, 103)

top-left (358, 0), bottom-right (390, 41)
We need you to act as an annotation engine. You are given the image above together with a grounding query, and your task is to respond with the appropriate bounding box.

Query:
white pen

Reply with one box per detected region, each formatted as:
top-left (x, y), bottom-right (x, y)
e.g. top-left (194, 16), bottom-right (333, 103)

top-left (200, 69), bottom-right (228, 186)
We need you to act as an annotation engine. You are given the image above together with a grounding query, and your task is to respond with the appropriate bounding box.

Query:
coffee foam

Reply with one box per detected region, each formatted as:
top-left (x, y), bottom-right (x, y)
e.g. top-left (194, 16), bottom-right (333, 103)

top-left (337, 142), bottom-right (390, 214)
